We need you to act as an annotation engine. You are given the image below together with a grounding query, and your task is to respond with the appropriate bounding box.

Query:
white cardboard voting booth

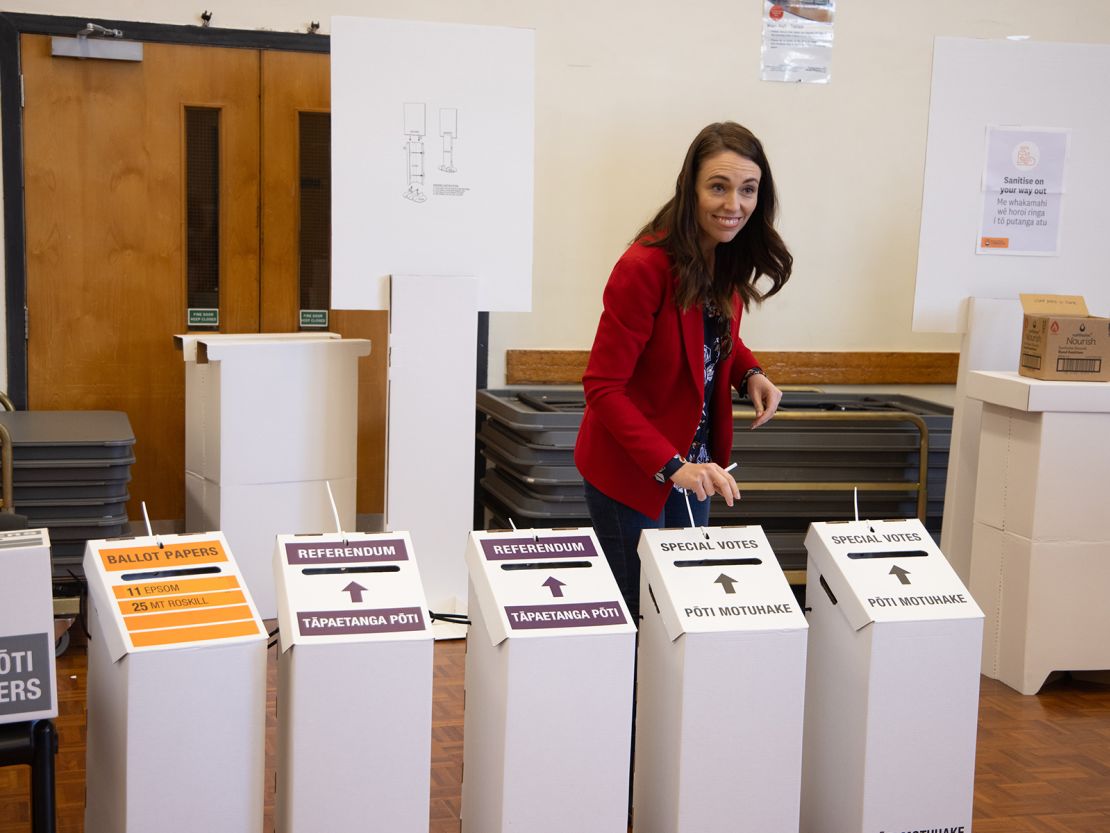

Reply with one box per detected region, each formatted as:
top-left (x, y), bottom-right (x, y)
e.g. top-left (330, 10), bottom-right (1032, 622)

top-left (177, 332), bottom-right (371, 617)
top-left (273, 531), bottom-right (433, 833)
top-left (461, 529), bottom-right (636, 833)
top-left (83, 532), bottom-right (267, 833)
top-left (967, 370), bottom-right (1110, 694)
top-left (0, 528), bottom-right (56, 724)
top-left (634, 526), bottom-right (808, 833)
top-left (800, 519), bottom-right (983, 833)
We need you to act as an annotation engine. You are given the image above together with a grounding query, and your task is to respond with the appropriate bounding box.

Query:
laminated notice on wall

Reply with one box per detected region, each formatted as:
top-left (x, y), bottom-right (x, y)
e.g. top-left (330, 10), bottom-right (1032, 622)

top-left (977, 126), bottom-right (1070, 256)
top-left (760, 1), bottom-right (835, 84)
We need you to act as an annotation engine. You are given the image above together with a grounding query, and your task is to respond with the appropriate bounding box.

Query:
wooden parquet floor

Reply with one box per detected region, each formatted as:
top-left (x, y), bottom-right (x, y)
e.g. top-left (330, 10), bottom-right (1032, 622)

top-left (2, 629), bottom-right (1109, 832)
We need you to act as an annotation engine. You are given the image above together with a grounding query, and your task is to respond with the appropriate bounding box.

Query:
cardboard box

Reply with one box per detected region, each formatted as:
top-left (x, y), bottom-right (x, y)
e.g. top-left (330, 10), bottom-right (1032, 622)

top-left (83, 532), bottom-right (267, 833)
top-left (800, 519), bottom-right (983, 833)
top-left (461, 528), bottom-right (636, 833)
top-left (1019, 294), bottom-right (1110, 381)
top-left (634, 525), bottom-right (808, 833)
top-left (273, 531), bottom-right (433, 833)
top-left (0, 528), bottom-right (57, 725)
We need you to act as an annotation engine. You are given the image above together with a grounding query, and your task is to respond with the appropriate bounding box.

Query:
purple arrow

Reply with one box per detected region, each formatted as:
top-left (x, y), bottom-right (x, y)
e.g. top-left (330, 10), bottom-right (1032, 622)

top-left (343, 581), bottom-right (368, 603)
top-left (542, 577), bottom-right (566, 598)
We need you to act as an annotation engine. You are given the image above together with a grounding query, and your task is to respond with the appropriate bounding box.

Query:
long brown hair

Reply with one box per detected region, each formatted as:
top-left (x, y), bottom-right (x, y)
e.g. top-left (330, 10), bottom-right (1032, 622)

top-left (638, 122), bottom-right (792, 316)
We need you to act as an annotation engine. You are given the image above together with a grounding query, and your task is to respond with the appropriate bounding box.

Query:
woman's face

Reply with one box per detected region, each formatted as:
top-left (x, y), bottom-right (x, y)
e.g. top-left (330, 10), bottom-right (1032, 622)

top-left (694, 150), bottom-right (761, 256)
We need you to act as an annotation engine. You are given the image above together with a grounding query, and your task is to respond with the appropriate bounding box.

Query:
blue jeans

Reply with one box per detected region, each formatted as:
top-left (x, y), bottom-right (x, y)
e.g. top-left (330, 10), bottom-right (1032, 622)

top-left (583, 479), bottom-right (711, 621)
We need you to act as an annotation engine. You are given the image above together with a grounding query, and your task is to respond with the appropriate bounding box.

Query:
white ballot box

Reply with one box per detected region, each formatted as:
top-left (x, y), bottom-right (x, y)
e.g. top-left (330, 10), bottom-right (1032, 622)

top-left (800, 519), bottom-right (983, 833)
top-left (0, 528), bottom-right (56, 724)
top-left (634, 526), bottom-right (808, 833)
top-left (177, 332), bottom-right (371, 618)
top-left (461, 529), bottom-right (636, 833)
top-left (83, 532), bottom-right (266, 833)
top-left (273, 532), bottom-right (433, 833)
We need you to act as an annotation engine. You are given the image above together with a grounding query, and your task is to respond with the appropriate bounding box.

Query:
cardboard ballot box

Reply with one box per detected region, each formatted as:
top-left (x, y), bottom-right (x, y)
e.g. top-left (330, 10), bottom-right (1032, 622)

top-left (800, 519), bottom-right (983, 833)
top-left (0, 528), bottom-right (56, 725)
top-left (273, 532), bottom-right (433, 833)
top-left (461, 529), bottom-right (636, 833)
top-left (177, 333), bottom-right (371, 618)
top-left (1019, 294), bottom-right (1110, 382)
top-left (633, 525), bottom-right (808, 833)
top-left (83, 532), bottom-right (267, 833)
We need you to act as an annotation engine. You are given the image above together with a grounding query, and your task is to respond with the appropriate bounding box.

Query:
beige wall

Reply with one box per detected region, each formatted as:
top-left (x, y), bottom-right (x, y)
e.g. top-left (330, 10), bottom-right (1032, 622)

top-left (6, 1), bottom-right (1110, 389)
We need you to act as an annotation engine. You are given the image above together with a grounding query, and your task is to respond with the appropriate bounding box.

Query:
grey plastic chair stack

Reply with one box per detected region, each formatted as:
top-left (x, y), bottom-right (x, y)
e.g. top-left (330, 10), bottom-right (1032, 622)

top-left (0, 411), bottom-right (135, 577)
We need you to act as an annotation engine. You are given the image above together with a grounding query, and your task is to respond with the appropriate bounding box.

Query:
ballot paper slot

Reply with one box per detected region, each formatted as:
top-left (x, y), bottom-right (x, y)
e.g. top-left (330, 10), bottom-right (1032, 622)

top-left (301, 565), bottom-right (401, 576)
top-left (845, 549), bottom-right (929, 560)
top-left (673, 557), bottom-right (762, 568)
top-left (120, 565), bottom-right (223, 581)
top-left (499, 560), bottom-right (593, 571)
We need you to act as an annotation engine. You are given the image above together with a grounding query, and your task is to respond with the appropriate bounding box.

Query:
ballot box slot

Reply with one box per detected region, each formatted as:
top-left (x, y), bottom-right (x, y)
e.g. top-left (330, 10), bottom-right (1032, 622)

top-left (499, 560), bottom-right (593, 571)
top-left (673, 557), bottom-right (763, 568)
top-left (120, 565), bottom-right (222, 581)
top-left (845, 550), bottom-right (929, 560)
top-left (301, 565), bottom-right (401, 575)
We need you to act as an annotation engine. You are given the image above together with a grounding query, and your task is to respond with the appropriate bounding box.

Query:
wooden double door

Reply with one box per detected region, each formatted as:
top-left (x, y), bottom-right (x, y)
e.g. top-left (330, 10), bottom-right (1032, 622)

top-left (21, 35), bottom-right (386, 521)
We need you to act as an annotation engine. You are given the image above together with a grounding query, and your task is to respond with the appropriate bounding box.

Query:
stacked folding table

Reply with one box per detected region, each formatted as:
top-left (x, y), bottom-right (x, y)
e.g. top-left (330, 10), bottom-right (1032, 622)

top-left (477, 389), bottom-right (953, 573)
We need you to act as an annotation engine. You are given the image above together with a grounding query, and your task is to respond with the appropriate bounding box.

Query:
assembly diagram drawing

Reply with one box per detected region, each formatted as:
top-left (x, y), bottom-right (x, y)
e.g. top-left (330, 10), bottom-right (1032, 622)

top-left (402, 103), bottom-right (462, 202)
top-left (402, 102), bottom-right (427, 203)
top-left (439, 108), bottom-right (459, 172)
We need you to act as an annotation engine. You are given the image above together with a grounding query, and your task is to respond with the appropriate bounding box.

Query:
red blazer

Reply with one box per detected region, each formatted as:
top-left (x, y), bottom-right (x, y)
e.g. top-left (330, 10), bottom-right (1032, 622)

top-left (575, 241), bottom-right (759, 518)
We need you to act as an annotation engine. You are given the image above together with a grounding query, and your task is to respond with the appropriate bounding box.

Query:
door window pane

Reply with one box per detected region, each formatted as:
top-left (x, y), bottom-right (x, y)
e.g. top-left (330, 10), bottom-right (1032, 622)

top-left (185, 107), bottom-right (220, 326)
top-left (299, 111), bottom-right (331, 325)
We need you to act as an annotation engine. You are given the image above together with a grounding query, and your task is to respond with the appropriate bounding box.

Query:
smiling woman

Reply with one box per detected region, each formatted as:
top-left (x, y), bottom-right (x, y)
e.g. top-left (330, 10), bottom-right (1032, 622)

top-left (573, 121), bottom-right (793, 617)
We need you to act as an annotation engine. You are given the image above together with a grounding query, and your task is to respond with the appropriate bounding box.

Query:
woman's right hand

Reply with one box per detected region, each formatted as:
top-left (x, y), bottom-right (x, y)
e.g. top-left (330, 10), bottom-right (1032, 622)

top-left (670, 462), bottom-right (741, 506)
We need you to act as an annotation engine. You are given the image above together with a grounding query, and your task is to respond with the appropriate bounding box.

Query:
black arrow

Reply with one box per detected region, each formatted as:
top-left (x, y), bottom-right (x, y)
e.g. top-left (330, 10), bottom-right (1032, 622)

top-left (714, 573), bottom-right (738, 594)
top-left (343, 581), bottom-right (368, 603)
top-left (889, 565), bottom-right (911, 586)
top-left (542, 576), bottom-right (566, 598)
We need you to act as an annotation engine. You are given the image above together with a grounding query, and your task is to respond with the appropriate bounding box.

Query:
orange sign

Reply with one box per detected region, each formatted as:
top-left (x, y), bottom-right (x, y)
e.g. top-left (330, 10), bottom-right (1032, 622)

top-left (97, 543), bottom-right (262, 647)
top-left (112, 574), bottom-right (239, 599)
top-left (98, 540), bottom-right (228, 572)
top-left (117, 589), bottom-right (247, 617)
top-left (980, 237), bottom-right (1009, 249)
top-left (130, 620), bottom-right (260, 648)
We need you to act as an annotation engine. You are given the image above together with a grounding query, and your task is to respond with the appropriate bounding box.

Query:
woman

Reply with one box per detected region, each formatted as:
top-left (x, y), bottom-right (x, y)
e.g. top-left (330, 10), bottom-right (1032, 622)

top-left (574, 122), bottom-right (793, 616)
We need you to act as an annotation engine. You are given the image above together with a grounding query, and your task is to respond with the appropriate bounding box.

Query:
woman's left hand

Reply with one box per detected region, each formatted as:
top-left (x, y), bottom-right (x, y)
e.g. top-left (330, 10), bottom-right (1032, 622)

top-left (747, 373), bottom-right (783, 429)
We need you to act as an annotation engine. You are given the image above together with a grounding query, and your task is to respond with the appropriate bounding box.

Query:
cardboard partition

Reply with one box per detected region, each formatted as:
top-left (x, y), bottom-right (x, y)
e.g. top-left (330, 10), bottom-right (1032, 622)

top-left (461, 528), bottom-right (636, 833)
top-left (273, 531), bottom-right (434, 833)
top-left (83, 532), bottom-right (266, 833)
top-left (185, 474), bottom-right (356, 618)
top-left (634, 525), bottom-right (808, 833)
top-left (800, 519), bottom-right (983, 833)
top-left (0, 528), bottom-right (57, 724)
top-left (387, 274), bottom-right (478, 617)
